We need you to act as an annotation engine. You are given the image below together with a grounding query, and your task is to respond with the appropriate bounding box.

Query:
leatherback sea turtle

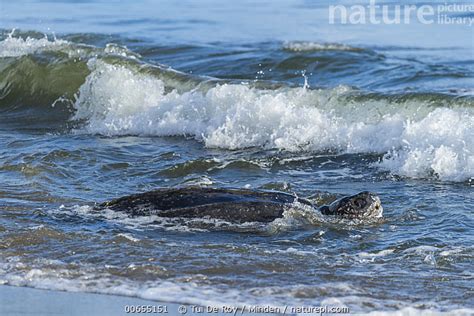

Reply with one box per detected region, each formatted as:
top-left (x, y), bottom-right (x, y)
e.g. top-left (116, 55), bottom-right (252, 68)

top-left (98, 187), bottom-right (383, 223)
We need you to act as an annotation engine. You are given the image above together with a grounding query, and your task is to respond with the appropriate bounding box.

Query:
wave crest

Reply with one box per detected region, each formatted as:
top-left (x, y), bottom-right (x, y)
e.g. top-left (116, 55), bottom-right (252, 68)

top-left (1, 34), bottom-right (473, 182)
top-left (71, 60), bottom-right (474, 182)
top-left (282, 41), bottom-right (364, 52)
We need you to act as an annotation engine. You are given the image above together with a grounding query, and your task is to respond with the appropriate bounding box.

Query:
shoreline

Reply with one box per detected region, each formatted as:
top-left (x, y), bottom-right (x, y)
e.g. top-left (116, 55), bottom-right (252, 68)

top-left (1, 284), bottom-right (473, 316)
top-left (0, 285), bottom-right (186, 316)
top-left (0, 285), bottom-right (281, 316)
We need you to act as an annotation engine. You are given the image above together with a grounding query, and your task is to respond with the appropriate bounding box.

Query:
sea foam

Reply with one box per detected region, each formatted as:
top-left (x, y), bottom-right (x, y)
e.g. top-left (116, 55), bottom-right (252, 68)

top-left (0, 31), bottom-right (68, 57)
top-left (72, 60), bottom-right (474, 182)
top-left (1, 35), bottom-right (472, 182)
top-left (283, 41), bottom-right (362, 52)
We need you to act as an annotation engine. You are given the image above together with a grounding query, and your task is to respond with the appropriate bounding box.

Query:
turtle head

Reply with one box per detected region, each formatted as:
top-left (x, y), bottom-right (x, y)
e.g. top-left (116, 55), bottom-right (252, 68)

top-left (320, 191), bottom-right (383, 219)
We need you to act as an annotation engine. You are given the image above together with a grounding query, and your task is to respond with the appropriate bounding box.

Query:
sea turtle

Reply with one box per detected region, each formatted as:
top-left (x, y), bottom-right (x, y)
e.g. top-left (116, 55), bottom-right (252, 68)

top-left (98, 187), bottom-right (383, 223)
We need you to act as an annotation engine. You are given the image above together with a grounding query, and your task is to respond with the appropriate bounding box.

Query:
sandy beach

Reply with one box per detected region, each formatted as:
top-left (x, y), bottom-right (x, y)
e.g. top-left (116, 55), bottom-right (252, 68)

top-left (0, 285), bottom-right (285, 316)
top-left (0, 285), bottom-right (185, 316)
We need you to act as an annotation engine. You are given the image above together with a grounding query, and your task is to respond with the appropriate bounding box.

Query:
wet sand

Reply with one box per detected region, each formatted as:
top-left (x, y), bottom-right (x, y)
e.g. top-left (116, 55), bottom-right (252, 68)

top-left (0, 285), bottom-right (185, 316)
top-left (0, 285), bottom-right (281, 316)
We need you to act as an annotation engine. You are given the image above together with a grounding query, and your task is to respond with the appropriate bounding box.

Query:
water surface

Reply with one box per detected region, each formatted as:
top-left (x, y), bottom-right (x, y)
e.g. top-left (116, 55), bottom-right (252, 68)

top-left (0, 0), bottom-right (473, 314)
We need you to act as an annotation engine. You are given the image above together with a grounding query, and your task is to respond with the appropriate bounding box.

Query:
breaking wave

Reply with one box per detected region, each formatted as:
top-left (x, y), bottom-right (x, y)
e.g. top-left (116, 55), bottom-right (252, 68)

top-left (72, 59), bottom-right (474, 182)
top-left (1, 33), bottom-right (473, 182)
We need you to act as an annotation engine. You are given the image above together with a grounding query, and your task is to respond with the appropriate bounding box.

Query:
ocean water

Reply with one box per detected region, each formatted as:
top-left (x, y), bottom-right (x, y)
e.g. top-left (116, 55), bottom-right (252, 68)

top-left (0, 0), bottom-right (473, 314)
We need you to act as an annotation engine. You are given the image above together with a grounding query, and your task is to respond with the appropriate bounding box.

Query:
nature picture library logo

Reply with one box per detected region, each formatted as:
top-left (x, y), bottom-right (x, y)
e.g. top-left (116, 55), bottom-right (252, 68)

top-left (329, 1), bottom-right (474, 25)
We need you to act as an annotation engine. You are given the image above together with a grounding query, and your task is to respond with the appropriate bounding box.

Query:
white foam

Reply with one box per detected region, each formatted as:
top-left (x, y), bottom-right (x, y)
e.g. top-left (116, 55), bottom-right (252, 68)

top-left (71, 60), bottom-right (473, 182)
top-left (378, 108), bottom-right (474, 182)
top-left (0, 264), bottom-right (271, 309)
top-left (439, 247), bottom-right (464, 257)
top-left (0, 31), bottom-right (68, 57)
top-left (1, 258), bottom-right (472, 314)
top-left (1, 34), bottom-right (472, 182)
top-left (264, 246), bottom-right (320, 256)
top-left (402, 245), bottom-right (440, 255)
top-left (116, 233), bottom-right (140, 242)
top-left (0, 32), bottom-right (139, 59)
top-left (358, 249), bottom-right (395, 258)
top-left (283, 41), bottom-right (361, 52)
top-left (365, 307), bottom-right (474, 316)
top-left (50, 204), bottom-right (270, 233)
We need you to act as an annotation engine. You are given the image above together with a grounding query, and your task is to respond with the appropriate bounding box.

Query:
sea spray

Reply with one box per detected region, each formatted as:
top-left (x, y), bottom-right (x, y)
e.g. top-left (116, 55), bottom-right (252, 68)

top-left (72, 59), bottom-right (474, 181)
